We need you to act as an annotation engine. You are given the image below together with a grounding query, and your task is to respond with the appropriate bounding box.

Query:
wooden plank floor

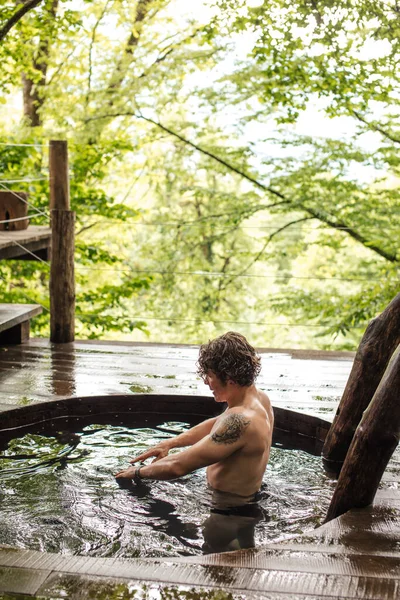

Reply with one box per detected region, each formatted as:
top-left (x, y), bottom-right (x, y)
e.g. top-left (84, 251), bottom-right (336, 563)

top-left (0, 338), bottom-right (399, 599)
top-left (0, 338), bottom-right (353, 416)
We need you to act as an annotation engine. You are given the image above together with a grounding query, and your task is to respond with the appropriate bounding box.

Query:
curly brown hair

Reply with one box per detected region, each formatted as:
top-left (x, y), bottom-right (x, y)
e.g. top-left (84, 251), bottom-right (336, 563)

top-left (196, 331), bottom-right (261, 387)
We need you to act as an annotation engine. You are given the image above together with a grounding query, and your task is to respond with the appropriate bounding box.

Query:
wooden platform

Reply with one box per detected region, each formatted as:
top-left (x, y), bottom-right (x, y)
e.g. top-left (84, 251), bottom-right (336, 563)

top-left (0, 339), bottom-right (398, 599)
top-left (0, 338), bottom-right (354, 414)
top-left (0, 303), bottom-right (42, 344)
top-left (0, 225), bottom-right (51, 260)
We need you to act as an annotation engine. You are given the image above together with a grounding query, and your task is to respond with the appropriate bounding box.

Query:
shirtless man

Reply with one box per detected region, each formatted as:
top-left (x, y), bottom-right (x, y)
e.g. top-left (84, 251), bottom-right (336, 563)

top-left (115, 331), bottom-right (274, 501)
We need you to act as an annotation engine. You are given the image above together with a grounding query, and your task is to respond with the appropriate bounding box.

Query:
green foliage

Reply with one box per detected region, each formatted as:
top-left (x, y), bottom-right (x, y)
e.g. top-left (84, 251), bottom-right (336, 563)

top-left (0, 135), bottom-right (151, 338)
top-left (0, 0), bottom-right (398, 348)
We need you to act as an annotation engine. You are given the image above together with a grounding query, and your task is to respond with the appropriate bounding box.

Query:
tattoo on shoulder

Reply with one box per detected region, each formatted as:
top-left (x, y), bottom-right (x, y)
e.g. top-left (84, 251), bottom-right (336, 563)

top-left (211, 413), bottom-right (251, 445)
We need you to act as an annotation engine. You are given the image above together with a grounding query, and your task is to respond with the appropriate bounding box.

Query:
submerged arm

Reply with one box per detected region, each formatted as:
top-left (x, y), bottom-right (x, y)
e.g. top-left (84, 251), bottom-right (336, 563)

top-left (129, 416), bottom-right (220, 464)
top-left (117, 412), bottom-right (250, 480)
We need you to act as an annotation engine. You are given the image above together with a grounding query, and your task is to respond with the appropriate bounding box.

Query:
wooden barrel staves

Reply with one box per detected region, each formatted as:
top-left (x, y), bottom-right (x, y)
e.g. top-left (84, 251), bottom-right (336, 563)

top-left (0, 191), bottom-right (29, 231)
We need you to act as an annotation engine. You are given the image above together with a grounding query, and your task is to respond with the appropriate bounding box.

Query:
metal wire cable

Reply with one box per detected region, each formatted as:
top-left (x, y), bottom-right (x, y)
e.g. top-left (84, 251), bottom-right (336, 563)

top-left (0, 239), bottom-right (50, 265)
top-left (0, 241), bottom-right (360, 328)
top-left (83, 218), bottom-right (400, 232)
top-left (74, 265), bottom-right (392, 283)
top-left (0, 177), bottom-right (48, 183)
top-left (0, 143), bottom-right (44, 147)
top-left (3, 236), bottom-right (395, 284)
top-left (74, 312), bottom-right (358, 328)
top-left (0, 215), bottom-right (41, 225)
top-left (0, 273), bottom-right (50, 312)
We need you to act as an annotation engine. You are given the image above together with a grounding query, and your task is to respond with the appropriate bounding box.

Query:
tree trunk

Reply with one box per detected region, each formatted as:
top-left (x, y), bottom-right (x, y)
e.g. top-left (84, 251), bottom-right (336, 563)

top-left (322, 292), bottom-right (400, 466)
top-left (22, 74), bottom-right (41, 127)
top-left (0, 0), bottom-right (43, 42)
top-left (21, 0), bottom-right (58, 126)
top-left (325, 344), bottom-right (400, 522)
top-left (106, 0), bottom-right (153, 99)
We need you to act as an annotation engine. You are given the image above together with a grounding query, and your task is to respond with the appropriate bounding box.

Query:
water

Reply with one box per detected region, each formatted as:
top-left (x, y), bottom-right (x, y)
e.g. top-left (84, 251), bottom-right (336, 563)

top-left (0, 422), bottom-right (335, 557)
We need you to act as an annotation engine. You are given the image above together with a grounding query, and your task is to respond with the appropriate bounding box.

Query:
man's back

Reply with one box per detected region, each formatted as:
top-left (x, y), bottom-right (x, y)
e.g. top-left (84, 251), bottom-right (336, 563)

top-left (206, 388), bottom-right (274, 497)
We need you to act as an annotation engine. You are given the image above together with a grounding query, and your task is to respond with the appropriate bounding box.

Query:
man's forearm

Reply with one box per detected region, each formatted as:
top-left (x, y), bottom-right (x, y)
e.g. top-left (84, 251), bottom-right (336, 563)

top-left (138, 453), bottom-right (184, 480)
top-left (166, 417), bottom-right (217, 450)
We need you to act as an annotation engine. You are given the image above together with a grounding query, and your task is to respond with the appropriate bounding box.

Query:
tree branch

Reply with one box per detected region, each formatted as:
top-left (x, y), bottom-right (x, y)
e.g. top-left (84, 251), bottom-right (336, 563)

top-left (76, 221), bottom-right (104, 236)
top-left (106, 0), bottom-right (153, 98)
top-left (137, 113), bottom-right (288, 200)
top-left (47, 45), bottom-right (77, 85)
top-left (86, 0), bottom-right (112, 106)
top-left (169, 205), bottom-right (283, 227)
top-left (302, 205), bottom-right (399, 262)
top-left (225, 217), bottom-right (315, 286)
top-left (0, 0), bottom-right (43, 42)
top-left (84, 110), bottom-right (287, 201)
top-left (137, 29), bottom-right (201, 79)
top-left (353, 110), bottom-right (400, 145)
top-left (84, 111), bottom-right (399, 264)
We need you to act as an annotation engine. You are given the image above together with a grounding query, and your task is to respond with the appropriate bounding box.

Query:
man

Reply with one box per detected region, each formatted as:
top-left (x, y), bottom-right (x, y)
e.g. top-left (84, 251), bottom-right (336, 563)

top-left (116, 331), bottom-right (274, 501)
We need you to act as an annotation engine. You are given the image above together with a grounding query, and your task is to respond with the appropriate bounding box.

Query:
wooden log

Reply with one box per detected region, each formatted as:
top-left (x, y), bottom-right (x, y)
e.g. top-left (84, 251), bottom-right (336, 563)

top-left (49, 140), bottom-right (69, 210)
top-left (322, 293), bottom-right (400, 465)
top-left (50, 209), bottom-right (75, 342)
top-left (325, 344), bottom-right (400, 522)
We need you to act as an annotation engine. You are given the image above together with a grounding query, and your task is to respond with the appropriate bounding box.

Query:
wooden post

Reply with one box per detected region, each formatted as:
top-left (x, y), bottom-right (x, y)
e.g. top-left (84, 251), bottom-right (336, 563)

top-left (49, 140), bottom-right (75, 343)
top-left (325, 344), bottom-right (400, 522)
top-left (49, 140), bottom-right (69, 210)
top-left (322, 293), bottom-right (400, 466)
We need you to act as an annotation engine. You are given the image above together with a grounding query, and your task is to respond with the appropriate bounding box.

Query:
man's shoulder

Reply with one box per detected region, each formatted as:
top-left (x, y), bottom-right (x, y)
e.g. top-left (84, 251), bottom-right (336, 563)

top-left (256, 387), bottom-right (271, 403)
top-left (219, 407), bottom-right (252, 423)
top-left (255, 388), bottom-right (273, 414)
top-left (211, 409), bottom-right (252, 445)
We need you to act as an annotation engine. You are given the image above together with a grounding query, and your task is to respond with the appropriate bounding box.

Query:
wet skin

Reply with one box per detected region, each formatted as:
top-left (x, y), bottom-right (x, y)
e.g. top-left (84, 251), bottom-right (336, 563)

top-left (115, 372), bottom-right (274, 498)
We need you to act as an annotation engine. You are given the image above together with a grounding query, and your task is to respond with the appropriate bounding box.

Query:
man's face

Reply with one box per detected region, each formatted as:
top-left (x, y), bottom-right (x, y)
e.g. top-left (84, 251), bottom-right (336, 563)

top-left (204, 371), bottom-right (228, 402)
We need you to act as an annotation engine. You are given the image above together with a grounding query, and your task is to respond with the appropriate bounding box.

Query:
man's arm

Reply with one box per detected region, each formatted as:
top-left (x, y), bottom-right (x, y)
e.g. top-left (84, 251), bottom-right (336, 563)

top-left (129, 416), bottom-right (220, 464)
top-left (116, 411), bottom-right (250, 480)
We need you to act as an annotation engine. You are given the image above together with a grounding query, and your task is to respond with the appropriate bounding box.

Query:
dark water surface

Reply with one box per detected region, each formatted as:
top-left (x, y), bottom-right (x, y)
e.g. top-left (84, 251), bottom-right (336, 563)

top-left (0, 422), bottom-right (335, 557)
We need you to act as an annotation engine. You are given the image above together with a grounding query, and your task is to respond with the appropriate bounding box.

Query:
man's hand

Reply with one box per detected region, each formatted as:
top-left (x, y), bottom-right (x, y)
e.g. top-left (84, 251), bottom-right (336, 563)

top-left (129, 442), bottom-right (170, 465)
top-left (115, 466), bottom-right (138, 479)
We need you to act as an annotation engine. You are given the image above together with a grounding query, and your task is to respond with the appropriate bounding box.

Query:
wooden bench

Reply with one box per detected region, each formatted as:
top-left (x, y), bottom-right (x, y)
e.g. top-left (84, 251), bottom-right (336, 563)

top-left (0, 304), bottom-right (43, 344)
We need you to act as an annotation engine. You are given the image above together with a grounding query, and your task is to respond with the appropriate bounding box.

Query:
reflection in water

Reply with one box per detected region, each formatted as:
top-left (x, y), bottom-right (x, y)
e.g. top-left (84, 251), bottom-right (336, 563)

top-left (202, 487), bottom-right (268, 554)
top-left (202, 508), bottom-right (264, 554)
top-left (117, 478), bottom-right (200, 551)
top-left (117, 478), bottom-right (267, 555)
top-left (0, 423), bottom-right (335, 557)
top-left (40, 575), bottom-right (239, 600)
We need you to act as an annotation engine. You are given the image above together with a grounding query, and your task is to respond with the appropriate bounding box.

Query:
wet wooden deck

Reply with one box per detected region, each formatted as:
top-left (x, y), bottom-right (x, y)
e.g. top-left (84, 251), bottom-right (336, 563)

top-left (0, 338), bottom-right (399, 599)
top-left (0, 338), bottom-right (353, 415)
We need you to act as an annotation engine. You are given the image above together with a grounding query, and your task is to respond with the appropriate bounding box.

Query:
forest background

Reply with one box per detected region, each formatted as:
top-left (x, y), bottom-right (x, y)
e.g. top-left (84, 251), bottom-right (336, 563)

top-left (0, 0), bottom-right (399, 349)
